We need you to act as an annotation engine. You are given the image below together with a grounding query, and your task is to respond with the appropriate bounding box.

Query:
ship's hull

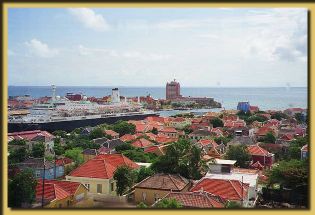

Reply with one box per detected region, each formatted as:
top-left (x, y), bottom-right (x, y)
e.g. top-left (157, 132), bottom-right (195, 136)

top-left (8, 113), bottom-right (158, 133)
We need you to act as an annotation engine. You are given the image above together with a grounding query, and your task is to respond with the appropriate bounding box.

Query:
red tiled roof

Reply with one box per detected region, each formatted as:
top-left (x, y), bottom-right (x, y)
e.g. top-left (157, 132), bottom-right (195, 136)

top-left (198, 139), bottom-right (218, 148)
top-left (55, 157), bottom-right (73, 166)
top-left (145, 133), bottom-right (157, 141)
top-left (120, 134), bottom-right (137, 142)
top-left (131, 138), bottom-right (154, 148)
top-left (135, 124), bottom-right (148, 133)
top-left (247, 145), bottom-right (272, 156)
top-left (40, 179), bottom-right (82, 195)
top-left (250, 161), bottom-right (264, 170)
top-left (171, 117), bottom-right (186, 123)
top-left (191, 178), bottom-right (249, 201)
top-left (256, 127), bottom-right (275, 136)
top-left (69, 159), bottom-right (117, 179)
top-left (8, 130), bottom-right (54, 141)
top-left (279, 133), bottom-right (295, 141)
top-left (162, 191), bottom-right (225, 208)
top-left (135, 173), bottom-right (190, 191)
top-left (36, 180), bottom-right (71, 202)
top-left (155, 135), bottom-right (177, 144)
top-left (249, 106), bottom-right (259, 112)
top-left (159, 127), bottom-right (178, 133)
top-left (69, 154), bottom-right (139, 179)
top-left (104, 129), bottom-right (119, 137)
top-left (145, 116), bottom-right (167, 124)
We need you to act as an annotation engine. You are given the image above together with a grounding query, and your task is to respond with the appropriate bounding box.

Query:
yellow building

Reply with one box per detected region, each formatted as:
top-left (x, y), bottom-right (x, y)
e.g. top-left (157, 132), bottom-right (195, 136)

top-left (66, 154), bottom-right (139, 195)
top-left (134, 173), bottom-right (191, 206)
top-left (36, 179), bottom-right (88, 208)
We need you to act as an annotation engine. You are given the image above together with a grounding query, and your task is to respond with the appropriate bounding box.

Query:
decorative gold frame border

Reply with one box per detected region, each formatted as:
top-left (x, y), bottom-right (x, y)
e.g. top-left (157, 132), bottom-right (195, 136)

top-left (2, 2), bottom-right (314, 215)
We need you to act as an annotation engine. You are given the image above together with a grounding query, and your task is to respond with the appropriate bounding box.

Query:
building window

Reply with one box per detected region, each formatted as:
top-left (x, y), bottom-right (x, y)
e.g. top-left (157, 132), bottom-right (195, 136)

top-left (97, 184), bottom-right (102, 193)
top-left (154, 193), bottom-right (159, 202)
top-left (111, 182), bottom-right (115, 192)
top-left (85, 184), bottom-right (90, 191)
top-left (35, 170), bottom-right (41, 178)
top-left (67, 200), bottom-right (71, 206)
top-left (142, 192), bottom-right (146, 201)
top-left (59, 203), bottom-right (62, 208)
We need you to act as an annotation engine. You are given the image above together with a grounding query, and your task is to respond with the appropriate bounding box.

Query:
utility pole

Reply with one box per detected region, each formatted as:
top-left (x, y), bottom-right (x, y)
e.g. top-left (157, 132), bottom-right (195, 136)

top-left (41, 157), bottom-right (46, 208)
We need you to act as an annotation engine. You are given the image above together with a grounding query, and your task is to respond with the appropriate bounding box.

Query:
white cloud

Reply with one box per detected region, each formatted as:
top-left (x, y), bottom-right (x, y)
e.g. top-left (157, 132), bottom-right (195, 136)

top-left (77, 45), bottom-right (171, 61)
top-left (242, 8), bottom-right (307, 62)
top-left (68, 8), bottom-right (109, 32)
top-left (25, 39), bottom-right (59, 58)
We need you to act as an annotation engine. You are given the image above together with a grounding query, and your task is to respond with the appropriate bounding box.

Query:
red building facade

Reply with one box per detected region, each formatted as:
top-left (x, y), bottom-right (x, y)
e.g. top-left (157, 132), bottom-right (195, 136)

top-left (166, 79), bottom-right (181, 100)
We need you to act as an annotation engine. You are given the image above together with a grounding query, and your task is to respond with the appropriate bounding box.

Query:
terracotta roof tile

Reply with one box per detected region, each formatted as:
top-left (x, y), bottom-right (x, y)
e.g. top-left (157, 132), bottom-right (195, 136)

top-left (131, 138), bottom-right (154, 148)
top-left (191, 178), bottom-right (249, 201)
top-left (247, 145), bottom-right (272, 156)
top-left (162, 191), bottom-right (225, 208)
top-left (135, 173), bottom-right (190, 191)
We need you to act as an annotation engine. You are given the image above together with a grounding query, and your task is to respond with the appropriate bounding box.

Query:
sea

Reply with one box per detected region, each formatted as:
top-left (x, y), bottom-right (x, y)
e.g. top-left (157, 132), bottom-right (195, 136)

top-left (8, 86), bottom-right (308, 117)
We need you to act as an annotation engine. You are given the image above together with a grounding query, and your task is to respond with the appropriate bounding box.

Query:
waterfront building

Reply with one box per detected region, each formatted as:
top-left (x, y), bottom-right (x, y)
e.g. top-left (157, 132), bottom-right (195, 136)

top-left (237, 102), bottom-right (250, 113)
top-left (166, 79), bottom-right (181, 100)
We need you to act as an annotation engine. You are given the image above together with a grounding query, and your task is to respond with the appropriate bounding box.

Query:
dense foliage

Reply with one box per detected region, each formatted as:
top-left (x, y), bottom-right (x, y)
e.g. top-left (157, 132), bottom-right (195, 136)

top-left (210, 117), bottom-right (224, 128)
top-left (225, 145), bottom-right (251, 168)
top-left (31, 143), bottom-right (45, 158)
top-left (112, 120), bottom-right (136, 137)
top-left (267, 159), bottom-right (308, 189)
top-left (113, 166), bottom-right (136, 195)
top-left (154, 198), bottom-right (183, 208)
top-left (8, 169), bottom-right (37, 208)
top-left (151, 139), bottom-right (205, 180)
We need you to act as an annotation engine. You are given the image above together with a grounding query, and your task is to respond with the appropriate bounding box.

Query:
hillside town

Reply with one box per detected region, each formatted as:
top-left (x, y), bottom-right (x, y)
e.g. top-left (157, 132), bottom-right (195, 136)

top-left (8, 101), bottom-right (308, 208)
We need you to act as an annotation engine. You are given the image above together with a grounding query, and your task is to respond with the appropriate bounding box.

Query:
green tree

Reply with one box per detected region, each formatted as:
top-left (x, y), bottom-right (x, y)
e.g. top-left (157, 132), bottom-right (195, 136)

top-left (64, 148), bottom-right (83, 166)
top-left (263, 132), bottom-right (276, 143)
top-left (225, 145), bottom-right (251, 168)
top-left (9, 139), bottom-right (27, 145)
top-left (291, 136), bottom-right (308, 147)
top-left (154, 198), bottom-right (183, 208)
top-left (8, 169), bottom-right (37, 208)
top-left (53, 141), bottom-right (64, 156)
top-left (89, 127), bottom-right (104, 139)
top-left (294, 113), bottom-right (304, 123)
top-left (32, 143), bottom-right (45, 158)
top-left (151, 127), bottom-right (158, 135)
top-left (210, 117), bottom-right (224, 128)
top-left (214, 136), bottom-right (232, 145)
top-left (115, 143), bottom-right (135, 152)
top-left (271, 112), bottom-right (288, 120)
top-left (52, 130), bottom-right (67, 138)
top-left (136, 166), bottom-right (155, 183)
top-left (151, 139), bottom-right (204, 180)
top-left (113, 121), bottom-right (136, 136)
top-left (267, 159), bottom-right (308, 189)
top-left (137, 202), bottom-right (148, 208)
top-left (287, 143), bottom-right (301, 160)
top-left (8, 147), bottom-right (29, 164)
top-left (113, 166), bottom-right (136, 195)
top-left (225, 201), bottom-right (242, 208)
top-left (246, 115), bottom-right (268, 124)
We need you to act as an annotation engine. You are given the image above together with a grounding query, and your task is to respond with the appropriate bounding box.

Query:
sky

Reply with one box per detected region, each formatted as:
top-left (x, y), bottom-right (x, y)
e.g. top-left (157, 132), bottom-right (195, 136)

top-left (8, 8), bottom-right (308, 87)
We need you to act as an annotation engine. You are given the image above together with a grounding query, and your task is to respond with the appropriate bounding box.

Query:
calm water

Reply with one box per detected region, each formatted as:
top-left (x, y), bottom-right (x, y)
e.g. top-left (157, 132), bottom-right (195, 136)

top-left (8, 86), bottom-right (307, 111)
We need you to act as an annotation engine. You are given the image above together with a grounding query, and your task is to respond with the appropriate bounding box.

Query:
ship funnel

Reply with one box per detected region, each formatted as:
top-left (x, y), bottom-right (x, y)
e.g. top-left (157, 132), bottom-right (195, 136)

top-left (52, 85), bottom-right (56, 101)
top-left (111, 88), bottom-right (120, 103)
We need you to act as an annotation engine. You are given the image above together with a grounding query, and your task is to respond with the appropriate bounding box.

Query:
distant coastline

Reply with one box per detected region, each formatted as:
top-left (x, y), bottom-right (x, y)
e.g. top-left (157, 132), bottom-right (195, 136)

top-left (8, 86), bottom-right (307, 111)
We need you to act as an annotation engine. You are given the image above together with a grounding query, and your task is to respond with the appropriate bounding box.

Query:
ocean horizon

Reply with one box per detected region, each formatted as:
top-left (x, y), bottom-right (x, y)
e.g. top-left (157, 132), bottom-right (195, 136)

top-left (8, 86), bottom-right (308, 111)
